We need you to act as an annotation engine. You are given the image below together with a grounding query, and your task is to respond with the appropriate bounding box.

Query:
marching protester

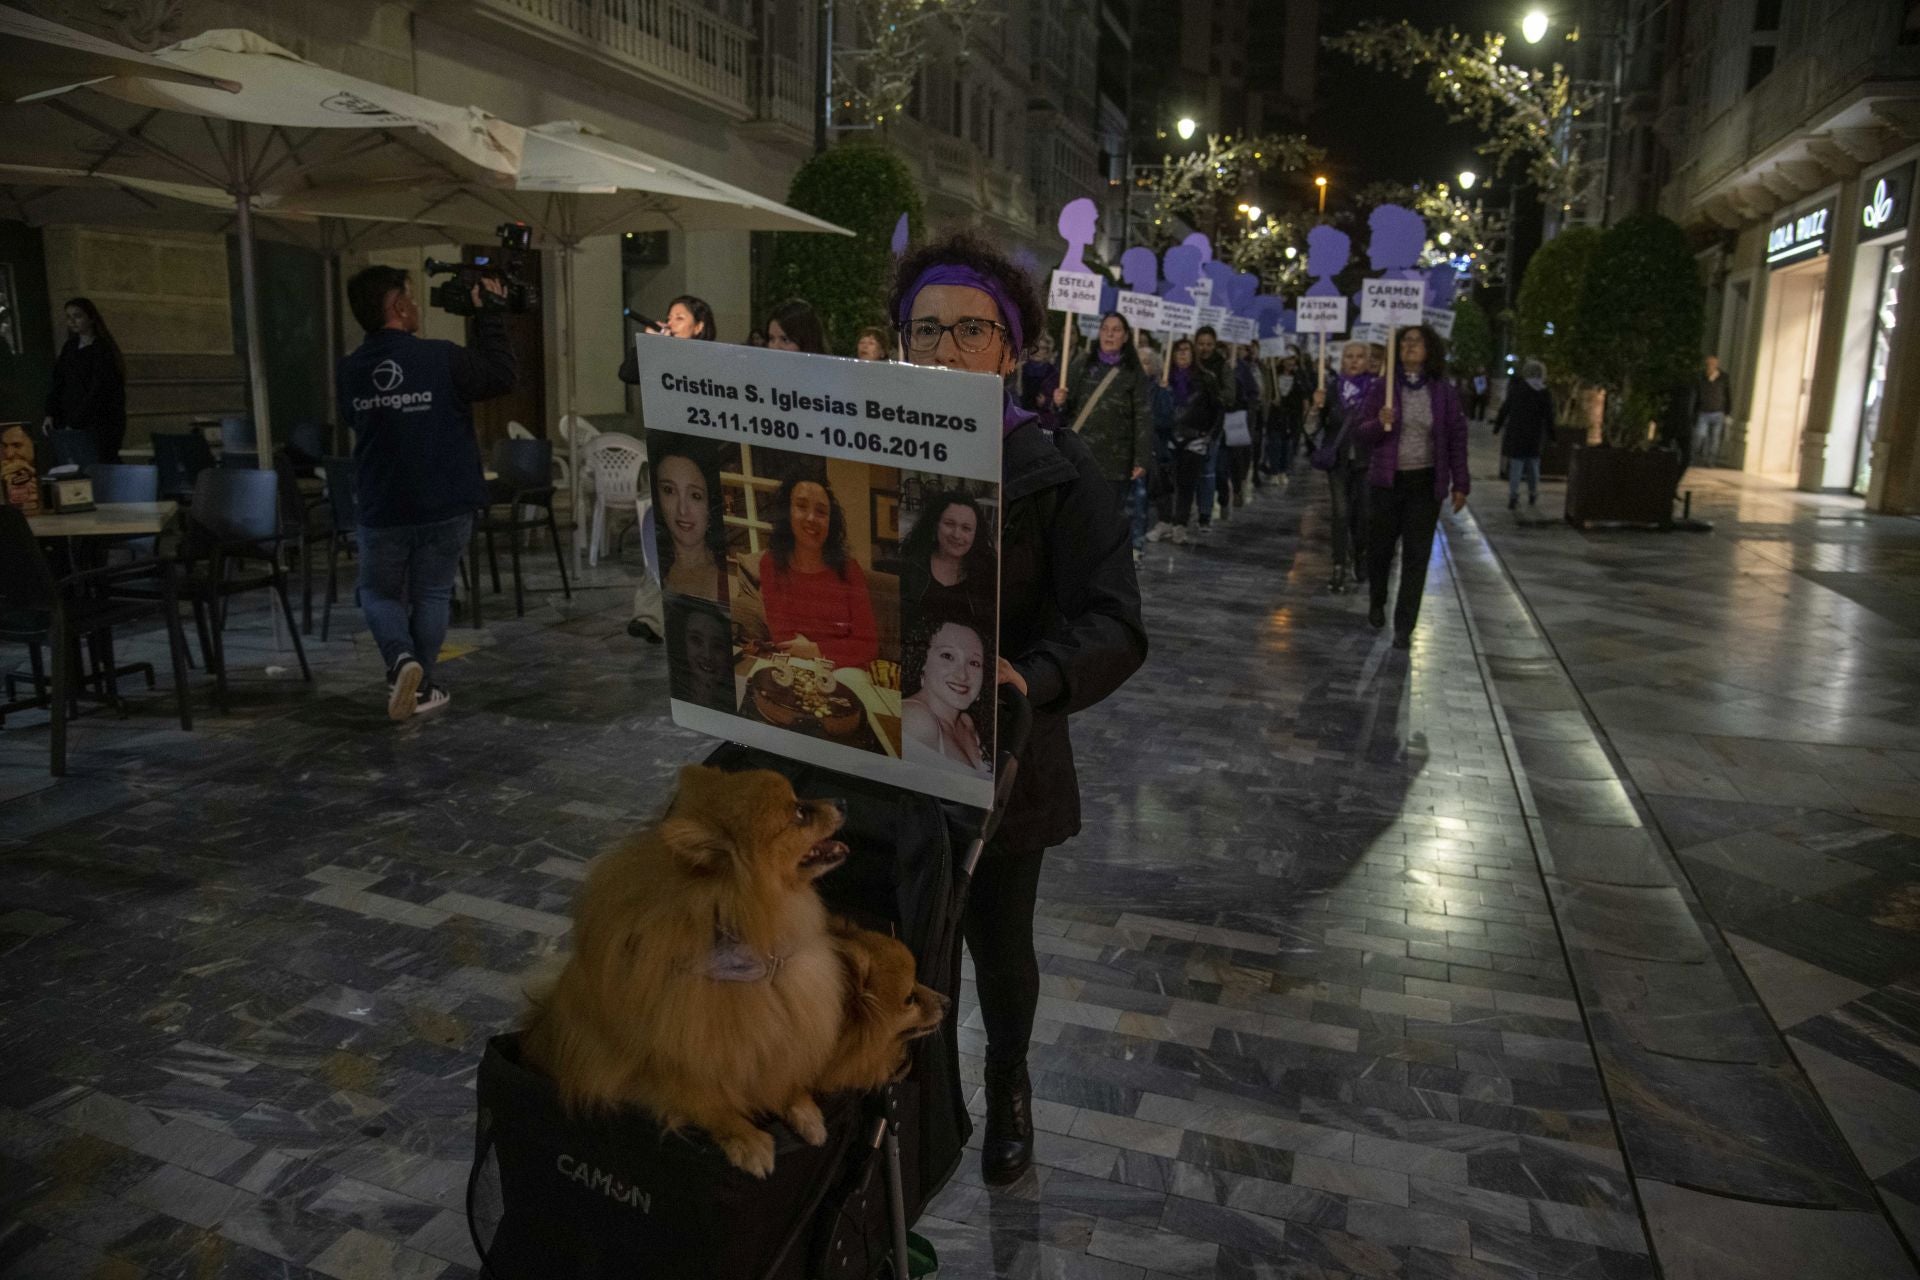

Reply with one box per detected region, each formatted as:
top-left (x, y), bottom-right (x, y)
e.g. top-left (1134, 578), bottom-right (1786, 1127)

top-left (1353, 324), bottom-right (1470, 650)
top-left (1193, 325), bottom-right (1240, 523)
top-left (43, 297), bottom-right (128, 463)
top-left (1155, 336), bottom-right (1221, 544)
top-left (1231, 342), bottom-right (1263, 507)
top-left (339, 266), bottom-right (515, 719)
top-left (1494, 358), bottom-right (1554, 510)
top-left (855, 325), bottom-right (892, 361)
top-left (1055, 311), bottom-right (1155, 561)
top-left (764, 298), bottom-right (827, 355)
top-left (1268, 349), bottom-right (1310, 480)
top-left (1311, 339), bottom-right (1380, 593)
top-left (1016, 332), bottom-right (1061, 430)
top-left (619, 294), bottom-right (717, 641)
top-left (891, 232), bottom-right (1146, 1185)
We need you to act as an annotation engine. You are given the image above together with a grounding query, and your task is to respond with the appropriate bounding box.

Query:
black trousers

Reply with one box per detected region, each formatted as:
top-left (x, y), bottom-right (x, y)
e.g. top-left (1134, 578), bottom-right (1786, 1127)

top-left (1368, 468), bottom-right (1440, 636)
top-left (962, 844), bottom-right (1045, 1067)
top-left (1327, 463), bottom-right (1368, 572)
top-left (1173, 447), bottom-right (1209, 526)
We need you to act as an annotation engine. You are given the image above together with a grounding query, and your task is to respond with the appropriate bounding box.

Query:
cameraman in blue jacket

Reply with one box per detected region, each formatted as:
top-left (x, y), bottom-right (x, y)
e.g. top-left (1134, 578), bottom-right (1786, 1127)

top-left (339, 265), bottom-right (514, 721)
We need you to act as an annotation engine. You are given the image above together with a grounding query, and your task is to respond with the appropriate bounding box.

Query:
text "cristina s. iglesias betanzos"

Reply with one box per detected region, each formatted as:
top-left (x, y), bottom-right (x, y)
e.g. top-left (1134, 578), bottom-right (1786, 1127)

top-left (658, 372), bottom-right (984, 433)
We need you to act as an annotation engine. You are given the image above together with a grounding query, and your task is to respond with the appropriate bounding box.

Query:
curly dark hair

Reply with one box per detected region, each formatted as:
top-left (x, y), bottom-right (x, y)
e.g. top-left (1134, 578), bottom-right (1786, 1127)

top-left (767, 471), bottom-right (851, 579)
top-left (1398, 324), bottom-right (1449, 380)
top-left (901, 603), bottom-right (995, 766)
top-left (664, 595), bottom-right (737, 712)
top-left (650, 432), bottom-right (730, 587)
top-left (899, 489), bottom-right (994, 585)
top-left (888, 231), bottom-right (1044, 363)
top-left (766, 298), bottom-right (827, 355)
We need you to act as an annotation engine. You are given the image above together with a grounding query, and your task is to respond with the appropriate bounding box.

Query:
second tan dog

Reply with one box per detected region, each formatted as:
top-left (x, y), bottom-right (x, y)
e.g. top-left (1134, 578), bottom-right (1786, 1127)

top-left (522, 765), bottom-right (849, 1178)
top-left (818, 921), bottom-right (949, 1094)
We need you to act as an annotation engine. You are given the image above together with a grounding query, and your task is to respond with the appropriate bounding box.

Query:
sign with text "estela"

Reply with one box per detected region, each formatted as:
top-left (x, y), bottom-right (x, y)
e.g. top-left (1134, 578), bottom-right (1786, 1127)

top-left (1360, 278), bottom-right (1426, 327)
top-left (1048, 269), bottom-right (1105, 315)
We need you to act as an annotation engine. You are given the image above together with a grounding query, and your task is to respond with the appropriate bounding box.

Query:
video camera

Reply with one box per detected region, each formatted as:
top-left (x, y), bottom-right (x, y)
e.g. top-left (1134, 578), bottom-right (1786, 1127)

top-left (425, 221), bottom-right (539, 316)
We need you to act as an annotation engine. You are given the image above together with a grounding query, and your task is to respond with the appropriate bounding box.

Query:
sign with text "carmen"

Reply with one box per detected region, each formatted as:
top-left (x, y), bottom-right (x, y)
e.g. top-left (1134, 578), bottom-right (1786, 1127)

top-left (1360, 278), bottom-right (1425, 327)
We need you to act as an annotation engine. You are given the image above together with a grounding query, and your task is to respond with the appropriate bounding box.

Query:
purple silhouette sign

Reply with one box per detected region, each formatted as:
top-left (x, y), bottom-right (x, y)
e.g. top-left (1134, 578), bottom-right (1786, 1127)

top-left (1368, 204), bottom-right (1427, 280)
top-left (1305, 225), bottom-right (1351, 298)
top-left (1116, 245), bottom-right (1163, 330)
top-left (891, 212), bottom-right (910, 258)
top-left (1048, 198), bottom-right (1105, 316)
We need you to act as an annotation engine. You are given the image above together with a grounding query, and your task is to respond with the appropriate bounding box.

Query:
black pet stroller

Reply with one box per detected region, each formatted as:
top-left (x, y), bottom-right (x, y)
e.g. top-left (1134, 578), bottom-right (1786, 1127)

top-left (467, 693), bottom-right (1033, 1280)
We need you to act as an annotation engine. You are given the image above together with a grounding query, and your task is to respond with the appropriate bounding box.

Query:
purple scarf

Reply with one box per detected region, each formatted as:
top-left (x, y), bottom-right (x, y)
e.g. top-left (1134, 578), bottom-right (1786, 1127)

top-left (898, 262), bottom-right (1034, 435)
top-left (1338, 371), bottom-right (1378, 408)
top-left (1169, 364), bottom-right (1194, 405)
top-left (1096, 346), bottom-right (1122, 366)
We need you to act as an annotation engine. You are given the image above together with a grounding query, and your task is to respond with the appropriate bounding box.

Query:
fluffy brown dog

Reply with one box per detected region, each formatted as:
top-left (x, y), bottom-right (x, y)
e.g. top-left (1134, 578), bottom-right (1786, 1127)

top-left (817, 921), bottom-right (949, 1094)
top-left (522, 765), bottom-right (849, 1178)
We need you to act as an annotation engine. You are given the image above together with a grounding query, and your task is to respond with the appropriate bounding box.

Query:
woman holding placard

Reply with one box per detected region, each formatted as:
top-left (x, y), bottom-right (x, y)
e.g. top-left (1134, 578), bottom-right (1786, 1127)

top-left (1155, 337), bottom-right (1221, 544)
top-left (1352, 324), bottom-right (1470, 649)
top-left (889, 232), bottom-right (1146, 1186)
top-left (1054, 311), bottom-right (1155, 558)
top-left (1309, 340), bottom-right (1380, 594)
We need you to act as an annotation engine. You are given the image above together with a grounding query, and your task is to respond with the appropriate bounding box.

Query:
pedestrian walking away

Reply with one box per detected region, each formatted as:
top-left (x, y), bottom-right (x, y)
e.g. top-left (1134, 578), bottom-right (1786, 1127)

top-left (339, 265), bottom-right (516, 721)
top-left (891, 231), bottom-right (1147, 1186)
top-left (1495, 359), bottom-right (1553, 510)
top-left (1353, 324), bottom-right (1471, 650)
top-left (1194, 325), bottom-right (1239, 525)
top-left (618, 294), bottom-right (717, 642)
top-left (1055, 311), bottom-right (1155, 559)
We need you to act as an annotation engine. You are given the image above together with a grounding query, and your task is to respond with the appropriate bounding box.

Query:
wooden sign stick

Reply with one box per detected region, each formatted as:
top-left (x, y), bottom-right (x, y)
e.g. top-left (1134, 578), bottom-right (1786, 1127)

top-left (1385, 327), bottom-right (1397, 425)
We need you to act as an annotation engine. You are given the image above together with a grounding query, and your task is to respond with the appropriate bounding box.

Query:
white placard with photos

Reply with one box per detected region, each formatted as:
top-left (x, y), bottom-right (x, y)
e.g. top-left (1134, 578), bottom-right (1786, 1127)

top-left (1116, 290), bottom-right (1163, 331)
top-left (635, 335), bottom-right (1005, 808)
top-left (1048, 269), bottom-right (1105, 316)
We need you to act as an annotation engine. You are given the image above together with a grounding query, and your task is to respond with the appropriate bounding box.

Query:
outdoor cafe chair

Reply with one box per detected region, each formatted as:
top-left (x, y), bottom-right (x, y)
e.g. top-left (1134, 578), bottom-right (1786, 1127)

top-left (152, 430), bottom-right (216, 501)
top-left (477, 438), bottom-right (572, 619)
top-left (0, 505), bottom-right (193, 776)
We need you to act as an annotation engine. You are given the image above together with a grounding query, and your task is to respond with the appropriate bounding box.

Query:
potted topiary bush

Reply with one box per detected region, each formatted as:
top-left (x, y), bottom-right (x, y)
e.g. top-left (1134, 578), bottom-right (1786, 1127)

top-left (1562, 214), bottom-right (1702, 528)
top-left (1513, 224), bottom-right (1603, 477)
top-left (769, 144), bottom-right (924, 357)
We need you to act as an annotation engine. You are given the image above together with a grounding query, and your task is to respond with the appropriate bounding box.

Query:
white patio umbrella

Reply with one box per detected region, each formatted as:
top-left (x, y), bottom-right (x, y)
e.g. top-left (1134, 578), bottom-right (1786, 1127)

top-left (0, 7), bottom-right (240, 102)
top-left (286, 120), bottom-right (851, 559)
top-left (14, 28), bottom-right (523, 461)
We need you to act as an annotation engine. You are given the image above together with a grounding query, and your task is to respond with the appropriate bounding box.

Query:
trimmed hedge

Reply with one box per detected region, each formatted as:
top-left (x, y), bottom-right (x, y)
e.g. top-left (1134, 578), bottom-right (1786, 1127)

top-left (769, 145), bottom-right (924, 357)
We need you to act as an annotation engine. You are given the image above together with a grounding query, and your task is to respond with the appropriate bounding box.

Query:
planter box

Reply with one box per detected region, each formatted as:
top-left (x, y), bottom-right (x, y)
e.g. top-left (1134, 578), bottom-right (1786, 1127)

top-left (1564, 445), bottom-right (1682, 529)
top-left (1540, 424), bottom-right (1586, 479)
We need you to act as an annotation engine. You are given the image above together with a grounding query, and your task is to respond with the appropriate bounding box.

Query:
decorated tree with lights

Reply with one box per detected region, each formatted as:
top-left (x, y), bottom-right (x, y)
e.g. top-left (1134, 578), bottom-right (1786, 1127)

top-left (1326, 22), bottom-right (1595, 209)
top-left (1350, 181), bottom-right (1504, 285)
top-left (1224, 209), bottom-right (1317, 296)
top-left (832, 0), bottom-right (997, 128)
top-left (1138, 132), bottom-right (1324, 255)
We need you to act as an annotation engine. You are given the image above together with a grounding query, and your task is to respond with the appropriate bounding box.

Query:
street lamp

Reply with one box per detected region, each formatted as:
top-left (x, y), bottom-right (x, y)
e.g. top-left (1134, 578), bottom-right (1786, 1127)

top-left (1176, 117), bottom-right (1196, 141)
top-left (1314, 174), bottom-right (1328, 214)
top-left (1521, 9), bottom-right (1549, 43)
top-left (1458, 170), bottom-right (1477, 191)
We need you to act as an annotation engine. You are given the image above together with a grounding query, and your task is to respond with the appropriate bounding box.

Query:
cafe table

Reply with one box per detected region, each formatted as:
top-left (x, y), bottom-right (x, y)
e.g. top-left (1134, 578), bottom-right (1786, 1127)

top-left (25, 501), bottom-right (178, 539)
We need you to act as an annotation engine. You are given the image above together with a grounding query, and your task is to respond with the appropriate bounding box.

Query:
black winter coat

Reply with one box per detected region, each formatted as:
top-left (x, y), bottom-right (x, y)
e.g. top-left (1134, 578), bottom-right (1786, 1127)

top-left (996, 420), bottom-right (1148, 852)
top-left (46, 338), bottom-right (127, 462)
top-left (1059, 355), bottom-right (1154, 481)
top-left (1494, 379), bottom-right (1554, 459)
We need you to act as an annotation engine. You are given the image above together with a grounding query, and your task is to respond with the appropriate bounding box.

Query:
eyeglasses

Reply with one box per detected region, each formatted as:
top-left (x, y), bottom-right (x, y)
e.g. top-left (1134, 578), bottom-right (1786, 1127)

top-left (900, 317), bottom-right (1009, 354)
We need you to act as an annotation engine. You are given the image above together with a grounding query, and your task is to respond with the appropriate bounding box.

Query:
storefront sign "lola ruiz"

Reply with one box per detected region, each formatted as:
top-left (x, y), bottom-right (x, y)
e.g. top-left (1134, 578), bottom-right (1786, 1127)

top-left (1768, 202), bottom-right (1834, 267)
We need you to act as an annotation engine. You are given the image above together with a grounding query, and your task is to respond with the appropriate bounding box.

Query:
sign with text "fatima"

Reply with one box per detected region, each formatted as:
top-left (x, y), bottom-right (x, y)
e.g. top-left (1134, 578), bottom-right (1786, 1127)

top-left (1361, 278), bottom-right (1426, 327)
top-left (1295, 295), bottom-right (1348, 334)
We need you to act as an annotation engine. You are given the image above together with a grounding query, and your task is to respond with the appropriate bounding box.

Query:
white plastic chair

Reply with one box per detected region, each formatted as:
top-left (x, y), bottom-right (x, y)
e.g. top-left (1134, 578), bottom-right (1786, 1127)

top-left (583, 432), bottom-right (647, 566)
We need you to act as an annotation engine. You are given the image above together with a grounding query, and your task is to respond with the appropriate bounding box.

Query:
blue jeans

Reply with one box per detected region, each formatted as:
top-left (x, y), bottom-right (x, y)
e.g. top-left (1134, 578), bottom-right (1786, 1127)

top-left (1201, 439), bottom-right (1220, 523)
top-left (1508, 455), bottom-right (1541, 504)
top-left (1114, 476), bottom-right (1149, 551)
top-left (1693, 411), bottom-right (1727, 466)
top-left (359, 514), bottom-right (471, 686)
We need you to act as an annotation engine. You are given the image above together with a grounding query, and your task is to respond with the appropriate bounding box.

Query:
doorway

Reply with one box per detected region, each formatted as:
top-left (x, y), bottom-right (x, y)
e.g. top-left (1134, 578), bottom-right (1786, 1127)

top-left (1751, 259), bottom-right (1827, 480)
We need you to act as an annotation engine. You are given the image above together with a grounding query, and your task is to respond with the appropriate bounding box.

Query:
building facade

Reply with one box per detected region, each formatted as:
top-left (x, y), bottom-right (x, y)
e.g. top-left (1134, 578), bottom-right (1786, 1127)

top-left (1654, 0), bottom-right (1920, 511)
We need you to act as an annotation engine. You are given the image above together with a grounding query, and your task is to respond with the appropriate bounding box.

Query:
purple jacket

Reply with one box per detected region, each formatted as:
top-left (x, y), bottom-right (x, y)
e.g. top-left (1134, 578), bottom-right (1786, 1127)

top-left (1352, 375), bottom-right (1472, 499)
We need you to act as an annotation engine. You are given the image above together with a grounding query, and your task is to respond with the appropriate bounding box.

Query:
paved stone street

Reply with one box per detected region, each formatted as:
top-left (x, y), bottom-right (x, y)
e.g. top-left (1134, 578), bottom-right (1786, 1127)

top-left (4, 437), bottom-right (1919, 1279)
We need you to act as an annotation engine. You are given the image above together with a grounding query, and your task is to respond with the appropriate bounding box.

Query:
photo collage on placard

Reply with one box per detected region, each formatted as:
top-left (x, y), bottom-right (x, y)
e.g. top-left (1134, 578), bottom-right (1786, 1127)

top-left (892, 471), bottom-right (999, 783)
top-left (654, 433), bottom-right (908, 759)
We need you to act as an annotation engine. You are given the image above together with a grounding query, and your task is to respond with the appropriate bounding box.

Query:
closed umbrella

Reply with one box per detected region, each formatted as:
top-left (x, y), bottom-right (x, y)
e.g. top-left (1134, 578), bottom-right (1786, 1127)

top-left (13, 28), bottom-right (523, 461)
top-left (286, 120), bottom-right (850, 560)
top-left (0, 7), bottom-right (239, 102)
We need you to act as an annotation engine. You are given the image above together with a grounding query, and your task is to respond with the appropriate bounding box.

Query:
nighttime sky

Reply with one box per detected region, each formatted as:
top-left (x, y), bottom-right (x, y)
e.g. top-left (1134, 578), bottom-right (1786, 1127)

top-left (1286, 0), bottom-right (1559, 211)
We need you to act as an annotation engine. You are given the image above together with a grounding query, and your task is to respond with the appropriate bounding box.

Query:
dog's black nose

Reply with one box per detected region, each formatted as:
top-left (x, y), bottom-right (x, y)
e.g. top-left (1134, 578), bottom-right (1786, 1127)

top-left (822, 799), bottom-right (847, 819)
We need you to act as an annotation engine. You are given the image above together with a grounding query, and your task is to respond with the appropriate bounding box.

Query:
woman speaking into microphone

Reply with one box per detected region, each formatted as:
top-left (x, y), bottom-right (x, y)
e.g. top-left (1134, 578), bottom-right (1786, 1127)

top-left (889, 233), bottom-right (1147, 1185)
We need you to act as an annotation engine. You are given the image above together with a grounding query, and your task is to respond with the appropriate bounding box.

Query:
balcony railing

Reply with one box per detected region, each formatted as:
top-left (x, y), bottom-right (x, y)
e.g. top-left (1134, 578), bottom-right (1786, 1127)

top-left (753, 50), bottom-right (814, 136)
top-left (471, 0), bottom-right (754, 116)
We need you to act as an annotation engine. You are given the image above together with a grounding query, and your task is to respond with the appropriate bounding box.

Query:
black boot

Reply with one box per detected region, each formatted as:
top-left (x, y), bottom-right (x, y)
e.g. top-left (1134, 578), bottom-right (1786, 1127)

top-left (980, 1059), bottom-right (1034, 1185)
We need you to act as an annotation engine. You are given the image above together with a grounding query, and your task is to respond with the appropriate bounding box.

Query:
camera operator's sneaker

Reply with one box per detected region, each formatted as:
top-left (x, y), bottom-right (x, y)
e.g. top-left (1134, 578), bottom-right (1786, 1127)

top-left (1146, 521), bottom-right (1171, 543)
top-left (413, 684), bottom-right (452, 718)
top-left (387, 653), bottom-right (423, 722)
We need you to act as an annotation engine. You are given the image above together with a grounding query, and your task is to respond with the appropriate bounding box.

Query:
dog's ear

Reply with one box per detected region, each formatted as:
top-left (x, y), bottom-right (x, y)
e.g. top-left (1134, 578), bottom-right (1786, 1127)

top-left (659, 814), bottom-right (732, 871)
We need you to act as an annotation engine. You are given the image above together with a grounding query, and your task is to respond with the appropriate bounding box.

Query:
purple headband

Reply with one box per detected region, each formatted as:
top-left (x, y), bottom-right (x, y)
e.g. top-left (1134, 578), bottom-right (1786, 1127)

top-left (897, 263), bottom-right (1026, 355)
